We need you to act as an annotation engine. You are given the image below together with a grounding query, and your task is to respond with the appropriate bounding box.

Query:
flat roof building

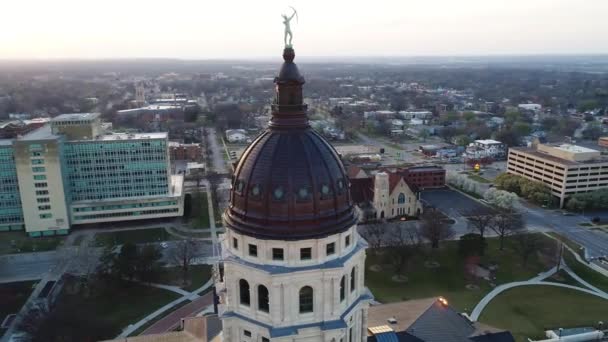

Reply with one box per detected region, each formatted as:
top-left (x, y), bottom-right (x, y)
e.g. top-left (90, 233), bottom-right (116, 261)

top-left (1, 113), bottom-right (184, 236)
top-left (507, 143), bottom-right (608, 208)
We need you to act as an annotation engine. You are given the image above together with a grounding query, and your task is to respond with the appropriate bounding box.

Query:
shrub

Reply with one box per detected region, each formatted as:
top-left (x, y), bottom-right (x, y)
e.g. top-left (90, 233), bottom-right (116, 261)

top-left (494, 173), bottom-right (551, 205)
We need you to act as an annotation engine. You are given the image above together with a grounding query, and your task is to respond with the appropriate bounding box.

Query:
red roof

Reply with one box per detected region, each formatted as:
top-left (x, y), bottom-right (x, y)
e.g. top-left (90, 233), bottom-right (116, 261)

top-left (388, 172), bottom-right (419, 194)
top-left (350, 178), bottom-right (374, 204)
top-left (347, 165), bottom-right (363, 179)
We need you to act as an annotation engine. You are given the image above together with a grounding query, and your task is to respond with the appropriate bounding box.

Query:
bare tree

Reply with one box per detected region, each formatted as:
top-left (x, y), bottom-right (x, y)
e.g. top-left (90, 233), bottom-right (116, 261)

top-left (359, 223), bottom-right (385, 251)
top-left (70, 243), bottom-right (100, 297)
top-left (419, 208), bottom-right (454, 249)
top-left (385, 224), bottom-right (421, 274)
top-left (169, 238), bottom-right (201, 285)
top-left (515, 232), bottom-right (540, 268)
top-left (464, 209), bottom-right (494, 253)
top-left (490, 209), bottom-right (525, 250)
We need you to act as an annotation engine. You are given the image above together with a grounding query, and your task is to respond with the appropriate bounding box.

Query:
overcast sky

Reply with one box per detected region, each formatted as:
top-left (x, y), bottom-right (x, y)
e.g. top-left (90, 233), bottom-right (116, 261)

top-left (1, 0), bottom-right (607, 59)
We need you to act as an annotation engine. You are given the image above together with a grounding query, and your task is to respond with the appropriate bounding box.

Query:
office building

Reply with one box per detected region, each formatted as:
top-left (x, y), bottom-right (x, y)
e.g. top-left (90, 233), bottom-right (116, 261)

top-left (0, 113), bottom-right (184, 236)
top-left (0, 141), bottom-right (23, 231)
top-left (507, 143), bottom-right (608, 207)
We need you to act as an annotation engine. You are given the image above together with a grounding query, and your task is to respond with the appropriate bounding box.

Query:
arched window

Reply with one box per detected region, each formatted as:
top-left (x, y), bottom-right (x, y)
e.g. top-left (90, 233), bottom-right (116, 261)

top-left (239, 279), bottom-right (250, 306)
top-left (339, 276), bottom-right (346, 302)
top-left (350, 267), bottom-right (356, 293)
top-left (299, 286), bottom-right (313, 313)
top-left (258, 285), bottom-right (269, 312)
top-left (398, 193), bottom-right (406, 204)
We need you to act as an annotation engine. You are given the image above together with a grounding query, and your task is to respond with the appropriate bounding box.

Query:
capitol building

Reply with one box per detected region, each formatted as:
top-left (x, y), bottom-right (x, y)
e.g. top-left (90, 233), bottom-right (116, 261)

top-left (217, 46), bottom-right (372, 342)
top-left (107, 46), bottom-right (514, 342)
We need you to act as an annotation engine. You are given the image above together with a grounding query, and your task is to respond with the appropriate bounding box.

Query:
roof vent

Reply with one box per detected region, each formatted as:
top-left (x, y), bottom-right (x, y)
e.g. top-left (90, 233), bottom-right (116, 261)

top-left (387, 317), bottom-right (397, 324)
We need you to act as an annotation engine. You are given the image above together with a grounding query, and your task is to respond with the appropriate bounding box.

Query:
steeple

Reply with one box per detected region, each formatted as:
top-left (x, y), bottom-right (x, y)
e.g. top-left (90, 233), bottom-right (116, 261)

top-left (269, 47), bottom-right (309, 129)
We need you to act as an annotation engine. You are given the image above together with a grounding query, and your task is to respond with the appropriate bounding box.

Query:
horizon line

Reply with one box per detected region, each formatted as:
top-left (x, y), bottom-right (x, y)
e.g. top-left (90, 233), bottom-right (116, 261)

top-left (2, 52), bottom-right (608, 63)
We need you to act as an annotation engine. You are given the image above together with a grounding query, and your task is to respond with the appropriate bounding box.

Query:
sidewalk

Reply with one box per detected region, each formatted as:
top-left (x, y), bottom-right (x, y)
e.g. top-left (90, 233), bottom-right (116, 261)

top-left (140, 292), bottom-right (214, 335)
top-left (117, 279), bottom-right (214, 338)
top-left (470, 256), bottom-right (608, 321)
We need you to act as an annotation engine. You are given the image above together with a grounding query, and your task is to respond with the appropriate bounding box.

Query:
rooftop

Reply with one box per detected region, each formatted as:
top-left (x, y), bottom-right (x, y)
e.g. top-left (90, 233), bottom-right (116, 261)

top-left (552, 143), bottom-right (598, 154)
top-left (52, 113), bottom-right (100, 122)
top-left (0, 139), bottom-right (13, 146)
top-left (367, 298), bottom-right (511, 342)
top-left (20, 125), bottom-right (60, 141)
top-left (510, 146), bottom-right (608, 166)
top-left (475, 139), bottom-right (502, 145)
top-left (367, 298), bottom-right (437, 333)
top-left (94, 132), bottom-right (167, 141)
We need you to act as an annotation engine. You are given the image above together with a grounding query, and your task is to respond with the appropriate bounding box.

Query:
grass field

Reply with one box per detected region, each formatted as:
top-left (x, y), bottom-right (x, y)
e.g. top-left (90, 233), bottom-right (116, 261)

top-left (564, 251), bottom-right (608, 293)
top-left (479, 286), bottom-right (608, 342)
top-left (466, 172), bottom-right (492, 183)
top-left (191, 192), bottom-right (211, 229)
top-left (92, 228), bottom-right (178, 247)
top-left (60, 282), bottom-right (180, 338)
top-left (0, 231), bottom-right (65, 254)
top-left (160, 264), bottom-right (213, 292)
top-left (365, 234), bottom-right (556, 313)
top-left (545, 232), bottom-right (586, 259)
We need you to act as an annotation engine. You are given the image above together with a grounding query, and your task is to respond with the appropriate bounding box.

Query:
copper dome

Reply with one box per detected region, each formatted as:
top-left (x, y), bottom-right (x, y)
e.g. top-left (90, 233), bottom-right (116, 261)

top-left (223, 48), bottom-right (357, 240)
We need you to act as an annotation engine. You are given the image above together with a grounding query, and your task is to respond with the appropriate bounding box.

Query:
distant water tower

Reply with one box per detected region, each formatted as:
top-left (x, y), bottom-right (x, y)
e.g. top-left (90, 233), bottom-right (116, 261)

top-left (135, 82), bottom-right (146, 107)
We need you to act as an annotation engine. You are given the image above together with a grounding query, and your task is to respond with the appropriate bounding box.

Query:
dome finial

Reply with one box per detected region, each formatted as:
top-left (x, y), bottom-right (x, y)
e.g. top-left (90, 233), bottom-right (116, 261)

top-left (281, 7), bottom-right (298, 48)
top-left (283, 47), bottom-right (295, 62)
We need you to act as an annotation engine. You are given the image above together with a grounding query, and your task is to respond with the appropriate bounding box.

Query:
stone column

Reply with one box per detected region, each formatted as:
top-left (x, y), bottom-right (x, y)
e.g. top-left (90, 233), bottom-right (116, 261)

top-left (360, 308), bottom-right (368, 342)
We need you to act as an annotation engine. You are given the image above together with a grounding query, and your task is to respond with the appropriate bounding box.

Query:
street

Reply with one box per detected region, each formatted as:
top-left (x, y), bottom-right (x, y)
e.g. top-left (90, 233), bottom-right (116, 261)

top-left (522, 202), bottom-right (608, 259)
top-left (0, 251), bottom-right (59, 284)
top-left (206, 128), bottom-right (229, 174)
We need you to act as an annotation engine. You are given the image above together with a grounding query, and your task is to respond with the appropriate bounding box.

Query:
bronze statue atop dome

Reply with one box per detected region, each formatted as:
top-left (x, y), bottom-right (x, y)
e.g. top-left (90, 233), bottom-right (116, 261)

top-left (282, 7), bottom-right (298, 48)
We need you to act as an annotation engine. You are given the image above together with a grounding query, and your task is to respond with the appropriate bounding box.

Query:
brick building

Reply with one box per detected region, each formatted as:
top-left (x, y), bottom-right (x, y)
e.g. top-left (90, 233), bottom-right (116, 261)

top-left (400, 165), bottom-right (446, 190)
top-left (169, 142), bottom-right (202, 161)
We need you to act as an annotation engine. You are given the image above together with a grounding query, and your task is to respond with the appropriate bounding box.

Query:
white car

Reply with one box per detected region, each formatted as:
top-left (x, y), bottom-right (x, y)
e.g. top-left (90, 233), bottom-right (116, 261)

top-left (160, 242), bottom-right (169, 249)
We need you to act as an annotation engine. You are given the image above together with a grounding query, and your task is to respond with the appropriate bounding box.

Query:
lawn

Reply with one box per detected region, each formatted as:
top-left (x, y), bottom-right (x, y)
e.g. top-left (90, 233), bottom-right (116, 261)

top-left (545, 232), bottom-right (586, 259)
top-left (564, 250), bottom-right (608, 293)
top-left (0, 281), bottom-right (38, 323)
top-left (166, 227), bottom-right (211, 239)
top-left (0, 231), bottom-right (65, 255)
top-left (191, 192), bottom-right (211, 229)
top-left (159, 264), bottom-right (213, 292)
top-left (466, 172), bottom-right (491, 184)
top-left (365, 234), bottom-right (556, 314)
top-left (59, 282), bottom-right (180, 338)
top-left (479, 286), bottom-right (608, 342)
top-left (92, 228), bottom-right (178, 247)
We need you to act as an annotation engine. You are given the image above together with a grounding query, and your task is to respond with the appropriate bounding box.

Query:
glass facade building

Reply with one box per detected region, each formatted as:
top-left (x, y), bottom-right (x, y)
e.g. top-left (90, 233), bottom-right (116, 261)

top-left (1, 113), bottom-right (184, 236)
top-left (0, 143), bottom-right (24, 231)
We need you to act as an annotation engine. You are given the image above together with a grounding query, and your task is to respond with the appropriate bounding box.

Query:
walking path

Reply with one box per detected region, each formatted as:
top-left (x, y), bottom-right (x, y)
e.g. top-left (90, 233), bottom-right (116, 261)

top-left (117, 279), bottom-right (214, 338)
top-left (141, 292), bottom-right (214, 335)
top-left (145, 283), bottom-right (198, 297)
top-left (470, 258), bottom-right (608, 321)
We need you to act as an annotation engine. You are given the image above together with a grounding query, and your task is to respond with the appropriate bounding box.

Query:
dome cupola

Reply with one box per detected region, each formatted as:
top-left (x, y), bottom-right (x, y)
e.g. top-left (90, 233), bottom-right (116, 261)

top-left (223, 48), bottom-right (357, 240)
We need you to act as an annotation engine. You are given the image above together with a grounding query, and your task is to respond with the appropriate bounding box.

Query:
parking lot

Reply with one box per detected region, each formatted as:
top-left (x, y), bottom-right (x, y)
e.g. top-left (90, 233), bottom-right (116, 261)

top-left (421, 188), bottom-right (495, 217)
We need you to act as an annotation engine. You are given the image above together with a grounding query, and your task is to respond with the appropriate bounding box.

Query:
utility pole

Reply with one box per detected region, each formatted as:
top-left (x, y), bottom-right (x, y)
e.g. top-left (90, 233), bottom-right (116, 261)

top-left (556, 241), bottom-right (564, 271)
